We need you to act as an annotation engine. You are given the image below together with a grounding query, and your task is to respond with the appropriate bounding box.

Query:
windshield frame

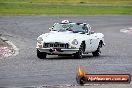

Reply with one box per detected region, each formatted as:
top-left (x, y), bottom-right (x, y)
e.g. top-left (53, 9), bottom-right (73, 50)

top-left (50, 23), bottom-right (90, 33)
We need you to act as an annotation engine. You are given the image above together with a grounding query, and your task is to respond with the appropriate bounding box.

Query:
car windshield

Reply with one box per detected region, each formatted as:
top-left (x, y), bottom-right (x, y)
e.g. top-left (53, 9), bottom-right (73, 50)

top-left (51, 23), bottom-right (88, 33)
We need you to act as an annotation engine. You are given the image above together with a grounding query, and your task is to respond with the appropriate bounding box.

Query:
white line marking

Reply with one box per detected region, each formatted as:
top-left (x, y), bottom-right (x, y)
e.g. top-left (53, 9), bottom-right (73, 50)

top-left (120, 27), bottom-right (132, 34)
top-left (97, 64), bottom-right (132, 66)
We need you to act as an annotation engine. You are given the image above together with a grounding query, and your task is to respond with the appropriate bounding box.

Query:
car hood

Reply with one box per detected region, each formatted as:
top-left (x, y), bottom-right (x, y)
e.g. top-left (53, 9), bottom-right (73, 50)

top-left (40, 31), bottom-right (82, 43)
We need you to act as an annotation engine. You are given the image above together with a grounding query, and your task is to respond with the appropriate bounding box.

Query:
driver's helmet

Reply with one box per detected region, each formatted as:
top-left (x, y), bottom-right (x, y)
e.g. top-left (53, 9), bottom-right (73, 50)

top-left (61, 20), bottom-right (70, 24)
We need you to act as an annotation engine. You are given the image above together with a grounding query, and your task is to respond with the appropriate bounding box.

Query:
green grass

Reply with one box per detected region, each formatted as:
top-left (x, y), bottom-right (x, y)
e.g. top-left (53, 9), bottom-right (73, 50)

top-left (1, 0), bottom-right (132, 4)
top-left (0, 0), bottom-right (132, 15)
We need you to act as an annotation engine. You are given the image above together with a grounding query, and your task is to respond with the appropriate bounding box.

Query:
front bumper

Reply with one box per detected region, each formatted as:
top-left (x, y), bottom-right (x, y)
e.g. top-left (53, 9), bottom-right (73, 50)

top-left (36, 47), bottom-right (79, 55)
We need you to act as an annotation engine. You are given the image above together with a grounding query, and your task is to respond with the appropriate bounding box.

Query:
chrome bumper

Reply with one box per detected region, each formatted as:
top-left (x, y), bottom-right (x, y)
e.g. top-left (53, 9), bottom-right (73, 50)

top-left (36, 47), bottom-right (79, 54)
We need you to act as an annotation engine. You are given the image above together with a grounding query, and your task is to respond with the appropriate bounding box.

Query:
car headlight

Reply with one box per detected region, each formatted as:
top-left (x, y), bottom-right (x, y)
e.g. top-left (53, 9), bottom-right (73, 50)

top-left (37, 37), bottom-right (43, 44)
top-left (72, 39), bottom-right (78, 45)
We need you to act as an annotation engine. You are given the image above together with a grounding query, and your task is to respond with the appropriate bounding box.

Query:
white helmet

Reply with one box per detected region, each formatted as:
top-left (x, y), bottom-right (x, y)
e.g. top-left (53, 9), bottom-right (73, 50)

top-left (61, 20), bottom-right (70, 23)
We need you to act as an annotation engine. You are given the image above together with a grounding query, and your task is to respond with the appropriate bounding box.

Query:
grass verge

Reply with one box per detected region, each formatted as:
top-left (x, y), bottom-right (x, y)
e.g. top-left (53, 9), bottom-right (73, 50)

top-left (0, 1), bottom-right (132, 15)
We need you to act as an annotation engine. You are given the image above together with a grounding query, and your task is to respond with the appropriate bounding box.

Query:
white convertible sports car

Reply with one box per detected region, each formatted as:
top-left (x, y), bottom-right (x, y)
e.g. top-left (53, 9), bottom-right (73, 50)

top-left (36, 20), bottom-right (105, 59)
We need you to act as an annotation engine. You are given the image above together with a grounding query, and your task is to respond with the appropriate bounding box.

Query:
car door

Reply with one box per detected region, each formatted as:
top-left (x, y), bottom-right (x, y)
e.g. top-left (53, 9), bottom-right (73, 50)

top-left (82, 24), bottom-right (93, 52)
top-left (84, 24), bottom-right (99, 52)
top-left (84, 34), bottom-right (92, 52)
top-left (89, 33), bottom-right (100, 52)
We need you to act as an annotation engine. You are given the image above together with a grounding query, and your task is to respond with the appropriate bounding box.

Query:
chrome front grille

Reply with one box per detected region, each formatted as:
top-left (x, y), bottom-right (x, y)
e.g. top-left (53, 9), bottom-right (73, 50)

top-left (44, 42), bottom-right (69, 48)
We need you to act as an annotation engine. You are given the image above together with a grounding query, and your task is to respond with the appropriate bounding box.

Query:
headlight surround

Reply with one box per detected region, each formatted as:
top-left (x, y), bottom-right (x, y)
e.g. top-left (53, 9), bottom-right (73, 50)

top-left (37, 37), bottom-right (43, 44)
top-left (72, 39), bottom-right (78, 45)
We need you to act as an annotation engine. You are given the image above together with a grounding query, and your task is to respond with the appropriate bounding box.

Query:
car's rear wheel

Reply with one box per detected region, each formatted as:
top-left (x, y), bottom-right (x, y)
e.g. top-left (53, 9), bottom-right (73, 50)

top-left (37, 49), bottom-right (47, 59)
top-left (92, 42), bottom-right (101, 56)
top-left (74, 43), bottom-right (85, 59)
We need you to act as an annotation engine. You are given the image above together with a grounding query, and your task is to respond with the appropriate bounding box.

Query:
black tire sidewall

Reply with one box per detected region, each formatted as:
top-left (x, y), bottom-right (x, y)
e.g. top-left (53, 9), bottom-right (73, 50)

top-left (74, 43), bottom-right (84, 59)
top-left (37, 49), bottom-right (47, 59)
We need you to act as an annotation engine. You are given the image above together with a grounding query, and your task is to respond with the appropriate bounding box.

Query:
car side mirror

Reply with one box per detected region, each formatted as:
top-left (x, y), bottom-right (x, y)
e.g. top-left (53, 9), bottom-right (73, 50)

top-left (91, 31), bottom-right (95, 34)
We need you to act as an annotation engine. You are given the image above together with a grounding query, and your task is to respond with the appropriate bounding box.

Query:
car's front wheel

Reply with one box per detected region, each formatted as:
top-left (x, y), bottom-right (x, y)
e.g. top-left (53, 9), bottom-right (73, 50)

top-left (37, 49), bottom-right (47, 59)
top-left (74, 43), bottom-right (84, 59)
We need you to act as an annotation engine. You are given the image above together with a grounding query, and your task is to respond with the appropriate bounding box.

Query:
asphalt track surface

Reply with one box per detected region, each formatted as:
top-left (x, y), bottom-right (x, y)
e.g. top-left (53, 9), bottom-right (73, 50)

top-left (0, 15), bottom-right (132, 87)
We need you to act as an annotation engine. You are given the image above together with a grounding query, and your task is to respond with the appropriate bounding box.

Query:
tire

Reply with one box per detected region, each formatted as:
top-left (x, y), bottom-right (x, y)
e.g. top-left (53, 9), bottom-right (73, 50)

top-left (74, 43), bottom-right (84, 59)
top-left (37, 49), bottom-right (47, 59)
top-left (92, 42), bottom-right (101, 56)
top-left (78, 77), bottom-right (86, 86)
top-left (76, 76), bottom-right (86, 86)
